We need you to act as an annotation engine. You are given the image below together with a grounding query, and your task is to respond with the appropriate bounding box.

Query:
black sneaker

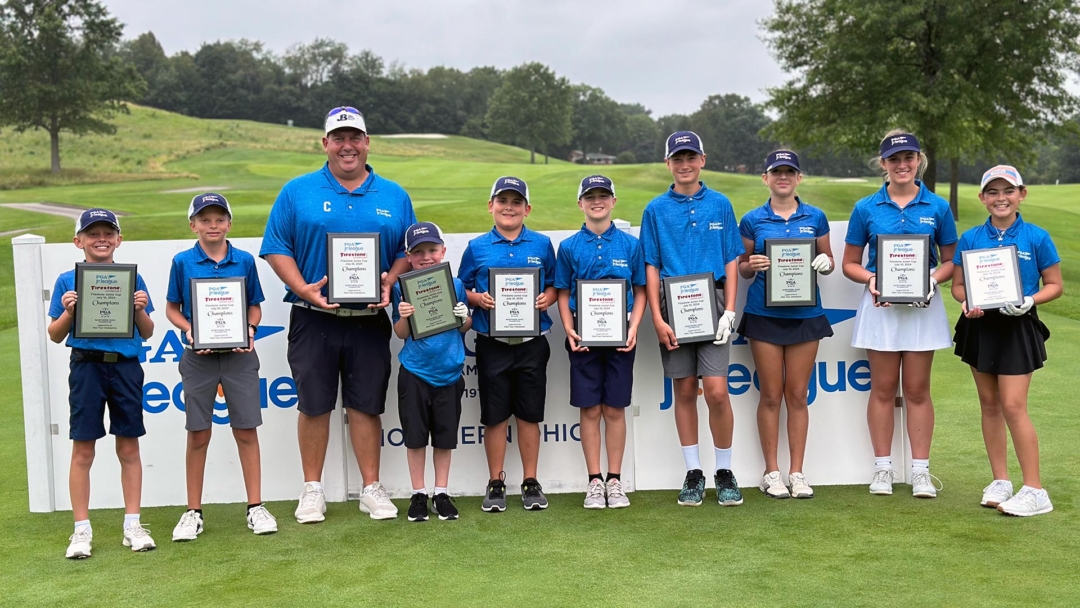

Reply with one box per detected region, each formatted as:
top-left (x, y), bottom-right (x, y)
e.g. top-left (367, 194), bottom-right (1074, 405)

top-left (715, 469), bottom-right (744, 506)
top-left (521, 478), bottom-right (549, 510)
top-left (482, 474), bottom-right (507, 513)
top-left (433, 493), bottom-right (459, 521)
top-left (407, 492), bottom-right (429, 522)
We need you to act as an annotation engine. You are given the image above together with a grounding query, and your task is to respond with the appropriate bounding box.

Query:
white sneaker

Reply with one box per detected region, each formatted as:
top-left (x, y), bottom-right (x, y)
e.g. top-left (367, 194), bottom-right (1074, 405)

top-left (65, 527), bottom-right (92, 559)
top-left (980, 480), bottom-right (1014, 508)
top-left (759, 471), bottom-right (790, 499)
top-left (172, 510), bottom-right (204, 541)
top-left (869, 469), bottom-right (897, 495)
top-left (606, 478), bottom-right (630, 509)
top-left (788, 472), bottom-right (814, 499)
top-left (295, 482), bottom-right (327, 524)
top-left (911, 470), bottom-right (942, 498)
top-left (358, 481), bottom-right (398, 520)
top-left (583, 479), bottom-right (606, 509)
top-left (247, 505), bottom-right (278, 535)
top-left (122, 523), bottom-right (156, 552)
top-left (998, 486), bottom-right (1053, 517)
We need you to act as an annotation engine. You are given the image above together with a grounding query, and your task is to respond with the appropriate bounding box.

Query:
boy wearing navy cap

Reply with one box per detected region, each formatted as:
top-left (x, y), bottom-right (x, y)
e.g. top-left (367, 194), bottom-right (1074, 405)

top-left (166, 193), bottom-right (277, 541)
top-left (556, 176), bottom-right (646, 509)
top-left (640, 131), bottom-right (746, 507)
top-left (47, 209), bottom-right (156, 558)
top-left (458, 176), bottom-right (558, 512)
top-left (392, 222), bottom-right (472, 522)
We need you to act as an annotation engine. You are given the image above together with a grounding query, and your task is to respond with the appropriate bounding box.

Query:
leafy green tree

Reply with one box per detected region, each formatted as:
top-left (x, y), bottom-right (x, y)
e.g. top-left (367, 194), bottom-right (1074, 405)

top-left (762, 0), bottom-right (1080, 217)
top-left (0, 0), bottom-right (144, 172)
top-left (486, 62), bottom-right (573, 164)
top-left (689, 94), bottom-right (775, 173)
top-left (621, 112), bottom-right (661, 163)
top-left (570, 85), bottom-right (627, 155)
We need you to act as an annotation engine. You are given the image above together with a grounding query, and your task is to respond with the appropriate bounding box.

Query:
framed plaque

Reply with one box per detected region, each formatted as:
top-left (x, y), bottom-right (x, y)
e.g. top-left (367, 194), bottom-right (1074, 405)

top-left (764, 238), bottom-right (817, 307)
top-left (662, 273), bottom-right (719, 344)
top-left (962, 245), bottom-right (1024, 311)
top-left (326, 232), bottom-right (381, 304)
top-left (73, 263), bottom-right (137, 339)
top-left (575, 279), bottom-right (628, 347)
top-left (488, 267), bottom-right (541, 338)
top-left (398, 262), bottom-right (463, 339)
top-left (876, 234), bottom-right (930, 304)
top-left (190, 277), bottom-right (250, 350)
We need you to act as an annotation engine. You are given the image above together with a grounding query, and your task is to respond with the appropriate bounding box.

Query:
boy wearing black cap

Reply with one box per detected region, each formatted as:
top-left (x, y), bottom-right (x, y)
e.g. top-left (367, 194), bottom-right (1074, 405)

top-left (165, 193), bottom-right (276, 541)
top-left (47, 209), bottom-right (156, 558)
top-left (392, 221), bottom-right (472, 522)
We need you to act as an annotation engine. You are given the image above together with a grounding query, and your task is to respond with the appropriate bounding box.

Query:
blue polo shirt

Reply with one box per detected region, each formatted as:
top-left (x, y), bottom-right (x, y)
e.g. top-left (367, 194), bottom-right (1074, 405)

top-left (845, 180), bottom-right (958, 272)
top-left (391, 279), bottom-right (468, 387)
top-left (953, 214), bottom-right (1059, 298)
top-left (48, 267), bottom-right (154, 358)
top-left (555, 223), bottom-right (646, 314)
top-left (640, 182), bottom-right (744, 282)
top-left (259, 163), bottom-right (416, 306)
top-left (167, 241), bottom-right (265, 346)
top-left (457, 225), bottom-right (557, 335)
top-left (739, 199), bottom-right (830, 319)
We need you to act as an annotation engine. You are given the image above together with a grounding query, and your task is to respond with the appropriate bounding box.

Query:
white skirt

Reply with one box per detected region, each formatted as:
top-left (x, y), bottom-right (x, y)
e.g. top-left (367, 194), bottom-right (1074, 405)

top-left (850, 287), bottom-right (952, 352)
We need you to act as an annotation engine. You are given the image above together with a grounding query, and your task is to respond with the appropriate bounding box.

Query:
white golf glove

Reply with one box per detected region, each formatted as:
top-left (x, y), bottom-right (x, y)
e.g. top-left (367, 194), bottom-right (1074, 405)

top-left (1001, 296), bottom-right (1034, 316)
top-left (908, 277), bottom-right (937, 308)
top-left (453, 302), bottom-right (470, 319)
top-left (713, 310), bottom-right (737, 345)
top-left (811, 253), bottom-right (832, 273)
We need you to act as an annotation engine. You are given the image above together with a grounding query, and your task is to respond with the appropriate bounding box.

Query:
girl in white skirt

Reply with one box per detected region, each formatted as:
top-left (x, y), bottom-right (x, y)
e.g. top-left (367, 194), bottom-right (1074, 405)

top-left (951, 165), bottom-right (1062, 517)
top-left (842, 131), bottom-right (958, 498)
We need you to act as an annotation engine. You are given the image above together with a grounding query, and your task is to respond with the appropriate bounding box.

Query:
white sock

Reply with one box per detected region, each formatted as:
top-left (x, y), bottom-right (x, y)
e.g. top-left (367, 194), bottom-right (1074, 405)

top-left (1020, 485), bottom-right (1045, 495)
top-left (911, 459), bottom-right (929, 474)
top-left (123, 513), bottom-right (140, 530)
top-left (74, 520), bottom-right (91, 534)
top-left (714, 446), bottom-right (732, 471)
top-left (305, 480), bottom-right (324, 493)
top-left (434, 486), bottom-right (447, 496)
top-left (874, 457), bottom-right (892, 471)
top-left (681, 444), bottom-right (701, 471)
top-left (413, 487), bottom-right (427, 495)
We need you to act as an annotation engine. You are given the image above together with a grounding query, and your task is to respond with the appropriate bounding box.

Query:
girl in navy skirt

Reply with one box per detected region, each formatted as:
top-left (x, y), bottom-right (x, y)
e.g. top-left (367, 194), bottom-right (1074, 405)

top-left (951, 165), bottom-right (1062, 517)
top-left (737, 150), bottom-right (834, 499)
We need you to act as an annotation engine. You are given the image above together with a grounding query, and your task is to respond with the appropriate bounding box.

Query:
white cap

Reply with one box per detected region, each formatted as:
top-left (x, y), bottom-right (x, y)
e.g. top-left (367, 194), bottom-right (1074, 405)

top-left (324, 106), bottom-right (367, 135)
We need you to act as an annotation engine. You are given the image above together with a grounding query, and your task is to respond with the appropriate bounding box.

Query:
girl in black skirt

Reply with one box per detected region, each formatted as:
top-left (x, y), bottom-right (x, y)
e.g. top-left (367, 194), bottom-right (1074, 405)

top-left (951, 165), bottom-right (1063, 517)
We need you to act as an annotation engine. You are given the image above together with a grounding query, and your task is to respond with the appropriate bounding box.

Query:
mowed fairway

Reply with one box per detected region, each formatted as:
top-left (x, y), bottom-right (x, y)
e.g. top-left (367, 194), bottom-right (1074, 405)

top-left (1, 108), bottom-right (1078, 606)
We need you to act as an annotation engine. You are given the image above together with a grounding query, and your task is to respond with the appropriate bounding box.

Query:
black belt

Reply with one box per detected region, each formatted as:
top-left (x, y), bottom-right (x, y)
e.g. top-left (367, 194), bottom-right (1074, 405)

top-left (71, 348), bottom-right (135, 363)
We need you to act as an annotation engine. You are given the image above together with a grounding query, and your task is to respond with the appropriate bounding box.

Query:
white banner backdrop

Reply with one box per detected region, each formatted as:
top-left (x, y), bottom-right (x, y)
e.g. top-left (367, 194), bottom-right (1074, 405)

top-left (14, 223), bottom-right (905, 512)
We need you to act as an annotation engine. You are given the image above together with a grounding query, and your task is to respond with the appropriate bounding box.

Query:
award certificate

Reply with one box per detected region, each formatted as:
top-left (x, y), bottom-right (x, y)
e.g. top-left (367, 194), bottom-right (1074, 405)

top-left (326, 233), bottom-right (381, 304)
top-left (765, 238), bottom-right (817, 307)
top-left (662, 273), bottom-right (718, 344)
top-left (575, 279), bottom-right (628, 347)
top-left (876, 234), bottom-right (930, 304)
top-left (73, 263), bottom-right (137, 339)
top-left (962, 245), bottom-right (1024, 311)
top-left (488, 267), bottom-right (541, 338)
top-left (398, 263), bottom-right (463, 339)
top-left (190, 277), bottom-right (250, 350)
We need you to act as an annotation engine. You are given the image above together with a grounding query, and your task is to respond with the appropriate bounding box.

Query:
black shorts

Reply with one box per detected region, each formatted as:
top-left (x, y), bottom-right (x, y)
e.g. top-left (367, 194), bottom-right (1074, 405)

top-left (397, 367), bottom-right (464, 449)
top-left (287, 305), bottom-right (392, 417)
top-left (68, 353), bottom-right (145, 441)
top-left (737, 312), bottom-right (834, 346)
top-left (953, 307), bottom-right (1050, 375)
top-left (565, 340), bottom-right (636, 408)
top-left (475, 334), bottom-right (550, 426)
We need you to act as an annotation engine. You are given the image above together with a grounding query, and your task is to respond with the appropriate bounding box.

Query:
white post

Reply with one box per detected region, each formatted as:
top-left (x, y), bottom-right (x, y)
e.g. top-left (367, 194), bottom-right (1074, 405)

top-left (13, 235), bottom-right (56, 512)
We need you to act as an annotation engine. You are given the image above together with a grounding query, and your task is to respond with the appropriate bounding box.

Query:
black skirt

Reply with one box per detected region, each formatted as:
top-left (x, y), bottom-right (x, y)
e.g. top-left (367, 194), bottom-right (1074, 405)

top-left (737, 312), bottom-right (834, 346)
top-left (953, 307), bottom-right (1050, 375)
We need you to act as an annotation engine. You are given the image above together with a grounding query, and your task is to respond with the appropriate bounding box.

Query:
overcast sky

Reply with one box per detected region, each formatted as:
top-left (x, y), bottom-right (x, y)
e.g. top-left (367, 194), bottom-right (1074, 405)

top-left (103, 0), bottom-right (788, 117)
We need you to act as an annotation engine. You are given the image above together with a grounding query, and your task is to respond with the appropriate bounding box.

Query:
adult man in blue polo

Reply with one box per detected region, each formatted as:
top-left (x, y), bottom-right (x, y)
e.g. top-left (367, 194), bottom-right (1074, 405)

top-left (261, 106), bottom-right (416, 522)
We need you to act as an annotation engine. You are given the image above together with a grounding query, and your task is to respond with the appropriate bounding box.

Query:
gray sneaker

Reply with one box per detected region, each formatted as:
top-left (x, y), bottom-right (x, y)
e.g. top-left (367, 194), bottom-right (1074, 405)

top-left (521, 478), bottom-right (549, 510)
top-left (482, 475), bottom-right (507, 513)
top-left (583, 479), bottom-right (606, 509)
top-left (605, 478), bottom-right (630, 509)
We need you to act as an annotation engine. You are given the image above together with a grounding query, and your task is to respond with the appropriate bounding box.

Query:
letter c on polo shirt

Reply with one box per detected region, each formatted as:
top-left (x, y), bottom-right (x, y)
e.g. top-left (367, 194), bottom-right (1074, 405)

top-left (324, 201), bottom-right (331, 212)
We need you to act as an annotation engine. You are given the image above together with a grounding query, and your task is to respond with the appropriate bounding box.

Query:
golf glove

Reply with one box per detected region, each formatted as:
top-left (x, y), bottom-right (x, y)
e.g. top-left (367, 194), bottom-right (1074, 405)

top-left (1001, 296), bottom-right (1034, 316)
top-left (453, 302), bottom-right (470, 319)
top-left (713, 310), bottom-right (737, 345)
top-left (811, 253), bottom-right (832, 273)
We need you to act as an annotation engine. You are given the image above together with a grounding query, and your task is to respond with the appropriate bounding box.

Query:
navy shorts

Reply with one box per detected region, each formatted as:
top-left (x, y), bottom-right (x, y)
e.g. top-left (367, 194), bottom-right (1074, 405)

top-left (474, 334), bottom-right (550, 426)
top-left (397, 367), bottom-right (464, 449)
top-left (565, 340), bottom-right (635, 408)
top-left (68, 353), bottom-right (145, 441)
top-left (287, 305), bottom-right (392, 417)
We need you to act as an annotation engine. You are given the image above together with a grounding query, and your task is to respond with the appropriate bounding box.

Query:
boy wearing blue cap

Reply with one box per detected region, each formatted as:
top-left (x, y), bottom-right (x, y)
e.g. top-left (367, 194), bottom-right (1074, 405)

top-left (640, 132), bottom-right (746, 507)
top-left (47, 209), bottom-right (156, 558)
top-left (392, 222), bottom-right (472, 522)
top-left (458, 176), bottom-right (558, 512)
top-left (166, 193), bottom-right (277, 541)
top-left (556, 176), bottom-right (646, 509)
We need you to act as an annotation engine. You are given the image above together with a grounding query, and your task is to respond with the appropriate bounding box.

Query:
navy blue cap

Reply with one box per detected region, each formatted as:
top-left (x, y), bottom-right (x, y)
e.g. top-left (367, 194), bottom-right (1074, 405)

top-left (490, 176), bottom-right (530, 202)
top-left (74, 208), bottom-right (121, 235)
top-left (765, 150), bottom-right (800, 173)
top-left (664, 131), bottom-right (704, 159)
top-left (879, 133), bottom-right (921, 158)
top-left (577, 175), bottom-right (615, 199)
top-left (405, 221), bottom-right (444, 251)
top-left (188, 193), bottom-right (232, 218)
